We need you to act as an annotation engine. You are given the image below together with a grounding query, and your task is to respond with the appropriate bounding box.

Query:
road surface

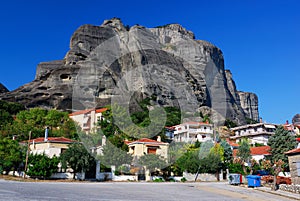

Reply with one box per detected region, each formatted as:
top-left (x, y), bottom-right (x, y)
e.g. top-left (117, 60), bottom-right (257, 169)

top-left (0, 179), bottom-right (297, 201)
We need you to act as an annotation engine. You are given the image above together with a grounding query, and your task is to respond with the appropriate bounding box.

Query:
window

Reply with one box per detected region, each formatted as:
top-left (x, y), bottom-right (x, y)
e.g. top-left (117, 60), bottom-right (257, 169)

top-left (147, 147), bottom-right (157, 154)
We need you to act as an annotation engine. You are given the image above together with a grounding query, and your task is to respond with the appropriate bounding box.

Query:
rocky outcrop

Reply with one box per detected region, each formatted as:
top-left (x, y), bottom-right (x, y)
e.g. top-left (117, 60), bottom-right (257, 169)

top-left (0, 83), bottom-right (9, 93)
top-left (0, 18), bottom-right (259, 124)
top-left (225, 70), bottom-right (259, 121)
top-left (237, 91), bottom-right (259, 121)
top-left (292, 114), bottom-right (300, 125)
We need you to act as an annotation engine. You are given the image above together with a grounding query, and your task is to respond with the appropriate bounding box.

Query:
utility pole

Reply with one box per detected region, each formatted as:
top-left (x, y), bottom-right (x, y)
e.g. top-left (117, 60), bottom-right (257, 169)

top-left (23, 131), bottom-right (31, 179)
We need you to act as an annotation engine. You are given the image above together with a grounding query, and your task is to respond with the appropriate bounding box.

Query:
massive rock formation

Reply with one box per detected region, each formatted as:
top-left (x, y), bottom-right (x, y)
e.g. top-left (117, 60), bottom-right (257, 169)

top-left (0, 83), bottom-right (9, 93)
top-left (0, 18), bottom-right (259, 124)
top-left (225, 70), bottom-right (259, 121)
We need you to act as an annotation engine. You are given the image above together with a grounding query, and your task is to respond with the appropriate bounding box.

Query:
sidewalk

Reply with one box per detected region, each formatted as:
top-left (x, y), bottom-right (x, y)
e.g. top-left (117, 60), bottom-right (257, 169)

top-left (255, 186), bottom-right (300, 200)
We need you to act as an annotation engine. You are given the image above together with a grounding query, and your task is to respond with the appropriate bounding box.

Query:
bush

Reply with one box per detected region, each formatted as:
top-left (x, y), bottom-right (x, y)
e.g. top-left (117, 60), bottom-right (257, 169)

top-left (228, 163), bottom-right (245, 175)
top-left (181, 177), bottom-right (187, 182)
top-left (153, 177), bottom-right (165, 182)
top-left (27, 153), bottom-right (59, 179)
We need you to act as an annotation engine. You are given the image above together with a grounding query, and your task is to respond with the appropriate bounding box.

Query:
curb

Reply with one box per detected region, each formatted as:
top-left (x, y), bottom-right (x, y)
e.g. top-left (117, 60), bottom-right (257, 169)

top-left (255, 187), bottom-right (300, 200)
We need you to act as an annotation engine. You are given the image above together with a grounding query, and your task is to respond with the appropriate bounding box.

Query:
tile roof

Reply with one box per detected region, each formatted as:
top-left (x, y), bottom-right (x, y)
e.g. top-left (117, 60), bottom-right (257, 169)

top-left (228, 141), bottom-right (239, 147)
top-left (250, 146), bottom-right (271, 155)
top-left (285, 148), bottom-right (300, 155)
top-left (128, 138), bottom-right (168, 145)
top-left (69, 108), bottom-right (107, 116)
top-left (95, 108), bottom-right (108, 113)
top-left (233, 146), bottom-right (271, 157)
top-left (26, 137), bottom-right (77, 144)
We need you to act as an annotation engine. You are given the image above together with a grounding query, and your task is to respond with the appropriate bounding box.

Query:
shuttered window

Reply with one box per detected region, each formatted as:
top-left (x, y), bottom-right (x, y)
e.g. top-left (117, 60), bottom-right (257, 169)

top-left (147, 148), bottom-right (157, 154)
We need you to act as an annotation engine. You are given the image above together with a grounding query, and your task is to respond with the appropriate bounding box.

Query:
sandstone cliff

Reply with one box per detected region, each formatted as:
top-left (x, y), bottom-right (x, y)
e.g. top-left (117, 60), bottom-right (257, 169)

top-left (0, 18), bottom-right (259, 125)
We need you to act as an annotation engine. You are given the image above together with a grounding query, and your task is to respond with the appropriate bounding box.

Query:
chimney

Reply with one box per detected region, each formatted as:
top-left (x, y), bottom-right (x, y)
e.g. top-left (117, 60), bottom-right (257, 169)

top-left (157, 136), bottom-right (161, 142)
top-left (44, 127), bottom-right (49, 142)
top-left (286, 120), bottom-right (289, 125)
top-left (259, 118), bottom-right (263, 123)
top-left (102, 135), bottom-right (106, 146)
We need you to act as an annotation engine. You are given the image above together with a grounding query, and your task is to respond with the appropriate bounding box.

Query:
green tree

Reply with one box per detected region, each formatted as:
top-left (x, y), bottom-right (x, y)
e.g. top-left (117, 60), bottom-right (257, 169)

top-left (237, 139), bottom-right (251, 173)
top-left (11, 108), bottom-right (78, 141)
top-left (138, 154), bottom-right (168, 173)
top-left (210, 143), bottom-right (224, 162)
top-left (199, 152), bottom-right (222, 174)
top-left (176, 149), bottom-right (200, 174)
top-left (220, 140), bottom-right (233, 164)
top-left (267, 126), bottom-right (297, 170)
top-left (199, 140), bottom-right (214, 159)
top-left (98, 140), bottom-right (132, 170)
top-left (60, 143), bottom-right (95, 179)
top-left (0, 138), bottom-right (23, 174)
top-left (26, 153), bottom-right (59, 179)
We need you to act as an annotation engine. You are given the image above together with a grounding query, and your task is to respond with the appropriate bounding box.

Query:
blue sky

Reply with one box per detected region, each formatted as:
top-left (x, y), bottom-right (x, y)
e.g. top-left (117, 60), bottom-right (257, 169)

top-left (0, 0), bottom-right (299, 124)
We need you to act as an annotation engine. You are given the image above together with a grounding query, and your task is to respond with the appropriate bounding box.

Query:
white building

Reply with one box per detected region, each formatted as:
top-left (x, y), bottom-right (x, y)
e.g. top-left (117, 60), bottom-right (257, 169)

top-left (69, 108), bottom-right (107, 132)
top-left (173, 122), bottom-right (214, 143)
top-left (27, 137), bottom-right (76, 158)
top-left (230, 123), bottom-right (277, 145)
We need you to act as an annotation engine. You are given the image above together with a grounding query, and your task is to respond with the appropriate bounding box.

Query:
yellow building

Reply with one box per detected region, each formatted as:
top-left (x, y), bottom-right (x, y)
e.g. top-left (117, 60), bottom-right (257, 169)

top-left (127, 138), bottom-right (169, 159)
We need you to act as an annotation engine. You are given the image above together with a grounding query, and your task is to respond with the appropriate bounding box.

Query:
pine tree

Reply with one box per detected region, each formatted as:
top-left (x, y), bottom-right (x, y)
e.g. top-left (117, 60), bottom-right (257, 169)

top-left (267, 125), bottom-right (297, 170)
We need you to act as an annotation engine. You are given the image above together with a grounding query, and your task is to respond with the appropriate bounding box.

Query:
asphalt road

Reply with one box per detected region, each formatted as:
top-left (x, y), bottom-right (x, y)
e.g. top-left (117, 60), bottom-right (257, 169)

top-left (0, 179), bottom-right (296, 201)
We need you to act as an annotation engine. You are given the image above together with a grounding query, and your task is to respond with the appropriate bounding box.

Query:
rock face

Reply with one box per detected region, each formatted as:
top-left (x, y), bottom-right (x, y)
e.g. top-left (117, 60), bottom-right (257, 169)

top-left (0, 83), bottom-right (9, 93)
top-left (292, 114), bottom-right (300, 125)
top-left (225, 70), bottom-right (259, 121)
top-left (0, 18), bottom-right (259, 124)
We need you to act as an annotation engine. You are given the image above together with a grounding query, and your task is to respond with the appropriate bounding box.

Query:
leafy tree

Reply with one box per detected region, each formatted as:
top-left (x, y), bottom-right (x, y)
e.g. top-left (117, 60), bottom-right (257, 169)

top-left (199, 140), bottom-right (214, 159)
top-left (0, 100), bottom-right (25, 115)
top-left (198, 153), bottom-right (222, 174)
top-left (60, 143), bottom-right (95, 179)
top-left (237, 139), bottom-right (251, 173)
top-left (210, 143), bottom-right (224, 162)
top-left (26, 153), bottom-right (59, 179)
top-left (0, 138), bottom-right (23, 174)
top-left (220, 140), bottom-right (233, 164)
top-left (138, 154), bottom-right (168, 173)
top-left (98, 140), bottom-right (132, 170)
top-left (267, 126), bottom-right (297, 170)
top-left (0, 100), bottom-right (25, 138)
top-left (176, 149), bottom-right (200, 174)
top-left (10, 108), bottom-right (78, 141)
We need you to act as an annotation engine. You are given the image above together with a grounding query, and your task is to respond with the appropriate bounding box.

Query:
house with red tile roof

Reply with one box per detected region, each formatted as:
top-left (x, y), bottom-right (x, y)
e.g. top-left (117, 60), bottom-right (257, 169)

top-left (26, 137), bottom-right (77, 158)
top-left (285, 147), bottom-right (300, 185)
top-left (127, 137), bottom-right (169, 159)
top-left (173, 121), bottom-right (214, 143)
top-left (233, 145), bottom-right (271, 162)
top-left (69, 108), bottom-right (107, 133)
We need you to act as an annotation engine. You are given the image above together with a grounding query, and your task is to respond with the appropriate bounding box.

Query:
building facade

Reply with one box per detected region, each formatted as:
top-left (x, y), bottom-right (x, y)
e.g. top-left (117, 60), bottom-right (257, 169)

top-left (28, 137), bottom-right (76, 158)
top-left (173, 122), bottom-right (214, 143)
top-left (230, 123), bottom-right (277, 145)
top-left (127, 138), bottom-right (169, 160)
top-left (285, 148), bottom-right (300, 185)
top-left (69, 108), bottom-right (107, 132)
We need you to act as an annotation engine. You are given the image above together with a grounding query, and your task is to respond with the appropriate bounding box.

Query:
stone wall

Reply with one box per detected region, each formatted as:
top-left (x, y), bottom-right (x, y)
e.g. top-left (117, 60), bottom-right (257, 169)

top-left (287, 154), bottom-right (300, 185)
top-left (279, 184), bottom-right (300, 194)
top-left (183, 172), bottom-right (219, 182)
